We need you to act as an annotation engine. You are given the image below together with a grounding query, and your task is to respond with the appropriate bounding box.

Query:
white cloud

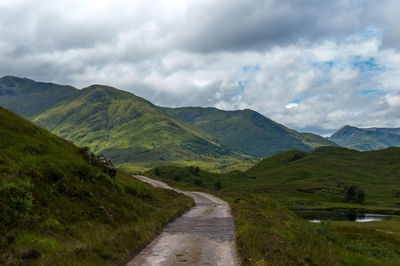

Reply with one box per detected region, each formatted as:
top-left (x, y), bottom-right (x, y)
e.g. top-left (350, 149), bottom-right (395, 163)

top-left (0, 0), bottom-right (400, 135)
top-left (285, 103), bottom-right (298, 110)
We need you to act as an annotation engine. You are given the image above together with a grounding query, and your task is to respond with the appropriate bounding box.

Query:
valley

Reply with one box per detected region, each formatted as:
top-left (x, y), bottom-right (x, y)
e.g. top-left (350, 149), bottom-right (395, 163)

top-left (1, 76), bottom-right (400, 265)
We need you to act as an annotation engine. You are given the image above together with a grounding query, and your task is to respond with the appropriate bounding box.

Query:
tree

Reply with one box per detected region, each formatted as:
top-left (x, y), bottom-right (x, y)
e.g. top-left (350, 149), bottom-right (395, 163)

top-left (345, 185), bottom-right (357, 202)
top-left (345, 185), bottom-right (366, 203)
top-left (356, 190), bottom-right (366, 203)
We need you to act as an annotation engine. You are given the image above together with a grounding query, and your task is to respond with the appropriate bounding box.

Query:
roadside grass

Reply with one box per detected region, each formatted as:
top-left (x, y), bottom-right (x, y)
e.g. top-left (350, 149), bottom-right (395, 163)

top-left (145, 161), bottom-right (400, 265)
top-left (0, 107), bottom-right (193, 265)
top-left (118, 157), bottom-right (257, 174)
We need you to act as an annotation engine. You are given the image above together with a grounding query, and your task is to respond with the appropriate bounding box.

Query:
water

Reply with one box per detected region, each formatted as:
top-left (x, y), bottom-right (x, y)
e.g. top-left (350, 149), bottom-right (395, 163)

top-left (295, 209), bottom-right (395, 223)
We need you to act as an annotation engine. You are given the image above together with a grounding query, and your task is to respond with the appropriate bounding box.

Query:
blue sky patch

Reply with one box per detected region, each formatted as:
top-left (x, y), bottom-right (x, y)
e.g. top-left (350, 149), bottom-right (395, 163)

top-left (352, 57), bottom-right (385, 72)
top-left (242, 64), bottom-right (261, 72)
top-left (361, 89), bottom-right (385, 96)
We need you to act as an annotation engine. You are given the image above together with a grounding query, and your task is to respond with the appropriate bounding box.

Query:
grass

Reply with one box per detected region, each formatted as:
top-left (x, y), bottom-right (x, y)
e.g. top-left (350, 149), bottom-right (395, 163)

top-left (0, 107), bottom-right (193, 265)
top-left (30, 84), bottom-right (253, 171)
top-left (163, 106), bottom-right (337, 157)
top-left (144, 149), bottom-right (400, 265)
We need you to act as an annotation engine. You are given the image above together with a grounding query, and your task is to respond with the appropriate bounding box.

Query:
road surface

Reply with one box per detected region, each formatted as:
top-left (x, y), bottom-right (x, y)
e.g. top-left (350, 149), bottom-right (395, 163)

top-left (126, 175), bottom-right (238, 266)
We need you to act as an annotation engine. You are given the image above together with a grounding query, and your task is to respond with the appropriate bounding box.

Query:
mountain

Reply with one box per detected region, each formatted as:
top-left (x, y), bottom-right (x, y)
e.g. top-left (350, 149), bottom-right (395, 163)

top-left (163, 106), bottom-right (336, 157)
top-left (0, 106), bottom-right (192, 264)
top-left (32, 85), bottom-right (249, 171)
top-left (330, 125), bottom-right (400, 151)
top-left (0, 76), bottom-right (78, 119)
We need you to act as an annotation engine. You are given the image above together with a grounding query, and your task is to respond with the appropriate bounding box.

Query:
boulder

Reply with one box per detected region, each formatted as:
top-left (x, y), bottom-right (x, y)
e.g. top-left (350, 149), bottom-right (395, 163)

top-left (95, 155), bottom-right (116, 179)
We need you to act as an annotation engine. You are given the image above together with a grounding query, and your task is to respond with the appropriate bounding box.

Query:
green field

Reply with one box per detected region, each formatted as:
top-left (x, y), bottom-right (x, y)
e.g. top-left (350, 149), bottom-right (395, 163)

top-left (0, 107), bottom-right (193, 265)
top-left (145, 147), bottom-right (400, 265)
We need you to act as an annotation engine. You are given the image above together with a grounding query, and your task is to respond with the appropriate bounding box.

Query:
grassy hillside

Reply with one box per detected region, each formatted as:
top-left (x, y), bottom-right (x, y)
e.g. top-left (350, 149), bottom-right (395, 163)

top-left (148, 145), bottom-right (400, 210)
top-left (146, 146), bottom-right (400, 264)
top-left (0, 107), bottom-right (193, 265)
top-left (163, 106), bottom-right (337, 157)
top-left (330, 125), bottom-right (400, 151)
top-left (30, 84), bottom-right (253, 172)
top-left (0, 76), bottom-right (78, 119)
top-left (245, 146), bottom-right (400, 210)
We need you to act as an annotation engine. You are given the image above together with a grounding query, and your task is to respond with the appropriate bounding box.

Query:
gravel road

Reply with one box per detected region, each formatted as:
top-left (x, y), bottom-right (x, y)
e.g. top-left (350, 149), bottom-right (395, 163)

top-left (126, 175), bottom-right (239, 266)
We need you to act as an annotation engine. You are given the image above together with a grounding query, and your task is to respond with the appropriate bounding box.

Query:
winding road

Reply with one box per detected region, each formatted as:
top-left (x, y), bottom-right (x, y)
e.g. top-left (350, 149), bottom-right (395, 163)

top-left (126, 175), bottom-right (239, 266)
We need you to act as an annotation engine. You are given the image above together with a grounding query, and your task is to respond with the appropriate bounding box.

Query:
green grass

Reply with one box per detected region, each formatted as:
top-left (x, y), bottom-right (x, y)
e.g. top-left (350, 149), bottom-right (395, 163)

top-left (0, 76), bottom-right (78, 119)
top-left (145, 146), bottom-right (400, 265)
top-left (0, 107), bottom-right (193, 265)
top-left (31, 84), bottom-right (253, 171)
top-left (0, 76), bottom-right (255, 172)
top-left (163, 106), bottom-right (337, 157)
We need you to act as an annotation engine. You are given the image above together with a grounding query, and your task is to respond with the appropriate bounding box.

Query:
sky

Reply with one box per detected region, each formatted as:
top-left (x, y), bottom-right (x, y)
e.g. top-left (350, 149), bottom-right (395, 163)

top-left (0, 0), bottom-right (400, 136)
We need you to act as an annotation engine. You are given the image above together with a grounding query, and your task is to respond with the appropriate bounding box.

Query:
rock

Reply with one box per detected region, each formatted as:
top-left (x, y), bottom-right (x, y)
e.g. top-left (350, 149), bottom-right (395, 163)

top-left (79, 147), bottom-right (116, 178)
top-left (95, 155), bottom-right (117, 179)
top-left (20, 248), bottom-right (41, 259)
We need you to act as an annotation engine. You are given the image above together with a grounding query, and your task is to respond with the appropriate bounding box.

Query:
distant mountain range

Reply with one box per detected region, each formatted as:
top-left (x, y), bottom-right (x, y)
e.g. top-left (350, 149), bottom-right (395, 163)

top-left (330, 125), bottom-right (400, 151)
top-left (163, 107), bottom-right (336, 157)
top-left (0, 76), bottom-right (337, 170)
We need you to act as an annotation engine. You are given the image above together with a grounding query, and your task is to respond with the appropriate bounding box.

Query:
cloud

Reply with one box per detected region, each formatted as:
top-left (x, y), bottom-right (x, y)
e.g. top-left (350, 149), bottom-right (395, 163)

top-left (0, 0), bottom-right (400, 135)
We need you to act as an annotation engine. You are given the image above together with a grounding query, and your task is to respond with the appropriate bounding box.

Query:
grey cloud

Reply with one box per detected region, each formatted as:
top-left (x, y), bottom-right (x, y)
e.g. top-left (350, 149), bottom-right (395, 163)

top-left (176, 0), bottom-right (369, 53)
top-left (0, 0), bottom-right (400, 136)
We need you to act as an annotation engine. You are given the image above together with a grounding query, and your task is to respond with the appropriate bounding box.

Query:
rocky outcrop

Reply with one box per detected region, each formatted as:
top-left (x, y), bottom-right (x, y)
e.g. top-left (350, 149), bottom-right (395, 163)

top-left (80, 147), bottom-right (116, 178)
top-left (96, 155), bottom-right (117, 179)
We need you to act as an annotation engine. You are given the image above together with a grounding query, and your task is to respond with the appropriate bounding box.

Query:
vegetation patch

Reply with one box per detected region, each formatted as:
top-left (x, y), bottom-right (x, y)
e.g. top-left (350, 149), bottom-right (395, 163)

top-left (0, 107), bottom-right (193, 265)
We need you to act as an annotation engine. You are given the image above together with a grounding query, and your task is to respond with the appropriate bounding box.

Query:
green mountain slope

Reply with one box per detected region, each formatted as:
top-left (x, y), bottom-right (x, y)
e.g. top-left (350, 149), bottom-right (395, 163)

top-left (147, 146), bottom-right (400, 265)
top-left (33, 85), bottom-right (249, 171)
top-left (163, 106), bottom-right (336, 157)
top-left (330, 125), bottom-right (400, 151)
top-left (0, 107), bottom-right (192, 265)
top-left (245, 146), bottom-right (400, 209)
top-left (0, 76), bottom-right (78, 119)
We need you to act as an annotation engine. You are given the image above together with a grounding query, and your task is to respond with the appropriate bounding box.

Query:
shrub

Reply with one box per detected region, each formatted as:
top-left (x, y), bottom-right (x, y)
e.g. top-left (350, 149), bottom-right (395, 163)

top-left (345, 185), bottom-right (366, 203)
top-left (356, 190), bottom-right (366, 203)
top-left (345, 185), bottom-right (357, 202)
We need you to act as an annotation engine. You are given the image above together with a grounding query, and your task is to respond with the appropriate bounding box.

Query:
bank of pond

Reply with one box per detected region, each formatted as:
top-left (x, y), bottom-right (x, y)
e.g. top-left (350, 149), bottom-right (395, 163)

top-left (294, 209), bottom-right (398, 223)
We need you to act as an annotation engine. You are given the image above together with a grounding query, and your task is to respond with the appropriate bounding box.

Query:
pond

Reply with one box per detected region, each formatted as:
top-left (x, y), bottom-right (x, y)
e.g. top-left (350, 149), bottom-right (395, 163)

top-left (294, 209), bottom-right (396, 223)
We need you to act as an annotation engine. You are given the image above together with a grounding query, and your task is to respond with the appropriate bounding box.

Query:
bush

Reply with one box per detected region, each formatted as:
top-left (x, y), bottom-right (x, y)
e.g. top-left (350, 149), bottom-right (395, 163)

top-left (345, 185), bottom-right (366, 203)
top-left (356, 190), bottom-right (366, 203)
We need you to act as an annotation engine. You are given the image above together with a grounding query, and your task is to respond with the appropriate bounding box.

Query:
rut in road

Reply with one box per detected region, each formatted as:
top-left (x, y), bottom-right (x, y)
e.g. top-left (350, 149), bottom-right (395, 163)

top-left (126, 175), bottom-right (239, 266)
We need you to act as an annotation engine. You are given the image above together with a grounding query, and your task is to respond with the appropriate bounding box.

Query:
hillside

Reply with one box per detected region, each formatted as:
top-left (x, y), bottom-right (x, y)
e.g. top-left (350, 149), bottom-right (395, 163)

top-left (150, 146), bottom-right (400, 209)
top-left (163, 106), bottom-right (336, 157)
top-left (0, 76), bottom-right (78, 119)
top-left (32, 85), bottom-right (250, 171)
top-left (330, 125), bottom-right (400, 151)
top-left (0, 107), bottom-right (193, 265)
top-left (245, 146), bottom-right (400, 208)
top-left (147, 146), bottom-right (400, 265)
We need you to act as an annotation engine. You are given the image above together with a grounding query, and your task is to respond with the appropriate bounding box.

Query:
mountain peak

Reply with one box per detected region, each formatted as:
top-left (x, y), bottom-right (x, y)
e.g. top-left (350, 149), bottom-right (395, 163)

top-left (0, 76), bottom-right (34, 88)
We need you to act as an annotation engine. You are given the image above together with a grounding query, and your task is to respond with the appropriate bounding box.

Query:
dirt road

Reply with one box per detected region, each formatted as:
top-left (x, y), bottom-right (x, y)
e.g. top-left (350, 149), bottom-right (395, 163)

top-left (126, 175), bottom-right (238, 266)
